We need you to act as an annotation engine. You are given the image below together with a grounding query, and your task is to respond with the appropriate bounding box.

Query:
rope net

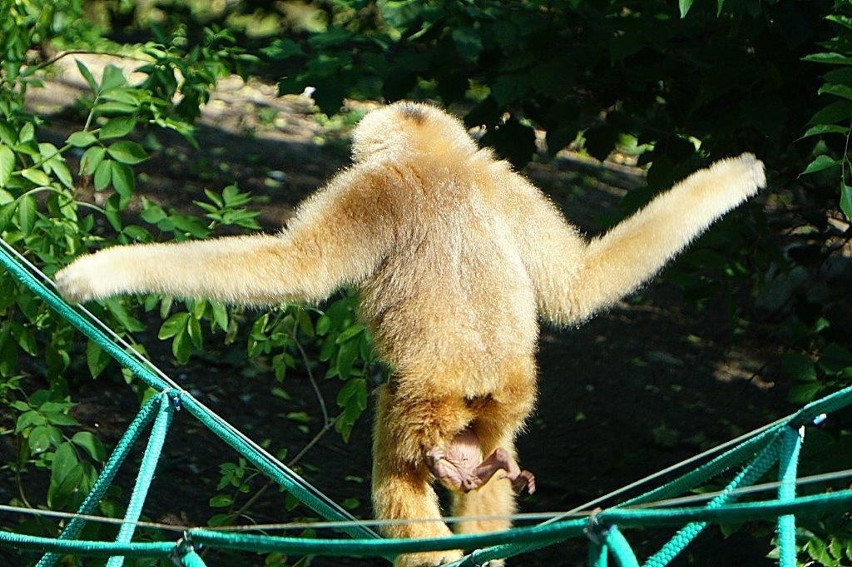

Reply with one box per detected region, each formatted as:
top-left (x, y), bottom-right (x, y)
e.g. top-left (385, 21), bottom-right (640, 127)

top-left (1, 239), bottom-right (851, 567)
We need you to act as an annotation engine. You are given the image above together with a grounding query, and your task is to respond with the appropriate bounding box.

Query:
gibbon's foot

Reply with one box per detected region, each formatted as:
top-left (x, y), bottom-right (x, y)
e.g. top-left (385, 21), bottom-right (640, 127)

top-left (427, 430), bottom-right (536, 495)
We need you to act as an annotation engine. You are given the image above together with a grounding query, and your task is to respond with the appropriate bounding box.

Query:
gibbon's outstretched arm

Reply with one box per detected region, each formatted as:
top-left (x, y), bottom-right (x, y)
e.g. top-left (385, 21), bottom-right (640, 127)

top-left (519, 153), bottom-right (766, 326)
top-left (56, 167), bottom-right (395, 305)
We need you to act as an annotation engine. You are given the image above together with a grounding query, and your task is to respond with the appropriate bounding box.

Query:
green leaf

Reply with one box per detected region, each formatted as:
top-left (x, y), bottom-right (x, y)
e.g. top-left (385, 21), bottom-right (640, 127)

top-left (804, 52), bottom-right (852, 65)
top-left (107, 141), bottom-right (148, 165)
top-left (21, 167), bottom-right (51, 186)
top-left (819, 83), bottom-right (852, 101)
top-left (16, 410), bottom-right (46, 433)
top-left (452, 27), bottom-right (484, 63)
top-left (29, 425), bottom-right (62, 454)
top-left (94, 158), bottom-right (112, 190)
top-left (71, 431), bottom-right (106, 462)
top-left (800, 124), bottom-right (849, 139)
top-left (801, 154), bottom-right (840, 175)
top-left (187, 315), bottom-right (203, 349)
top-left (335, 339), bottom-right (359, 379)
top-left (103, 298), bottom-right (145, 331)
top-left (261, 39), bottom-right (303, 60)
top-left (110, 161), bottom-right (135, 198)
top-left (210, 301), bottom-right (228, 331)
top-left (86, 339), bottom-right (111, 378)
top-left (0, 145), bottom-right (14, 187)
top-left (159, 312), bottom-right (190, 340)
top-left (209, 494), bottom-right (233, 508)
top-left (819, 343), bottom-right (852, 375)
top-left (679, 0), bottom-right (694, 17)
top-left (17, 194), bottom-right (36, 235)
top-left (100, 117), bottom-right (136, 140)
top-left (808, 100), bottom-right (852, 125)
top-left (75, 59), bottom-right (98, 92)
top-left (781, 352), bottom-right (817, 381)
top-left (335, 323), bottom-right (365, 344)
top-left (101, 65), bottom-right (127, 92)
top-left (66, 131), bottom-right (98, 148)
top-left (19, 123), bottom-right (35, 143)
top-left (95, 101), bottom-right (141, 115)
top-left (842, 181), bottom-right (852, 221)
top-left (80, 146), bottom-right (106, 175)
top-left (337, 378), bottom-right (368, 411)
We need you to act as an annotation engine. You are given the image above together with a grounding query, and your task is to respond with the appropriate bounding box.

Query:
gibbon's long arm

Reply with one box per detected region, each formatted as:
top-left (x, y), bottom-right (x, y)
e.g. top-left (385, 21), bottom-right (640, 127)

top-left (56, 168), bottom-right (395, 305)
top-left (521, 153), bottom-right (765, 325)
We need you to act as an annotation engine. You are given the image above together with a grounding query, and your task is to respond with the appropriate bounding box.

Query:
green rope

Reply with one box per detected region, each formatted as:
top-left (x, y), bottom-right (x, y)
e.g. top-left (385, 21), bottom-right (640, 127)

top-left (0, 243), bottom-right (170, 392)
top-left (106, 393), bottom-right (174, 567)
top-left (35, 394), bottom-right (163, 567)
top-left (177, 392), bottom-right (380, 541)
top-left (777, 427), bottom-right (803, 567)
top-left (3, 241), bottom-right (852, 565)
top-left (178, 548), bottom-right (208, 567)
top-left (607, 526), bottom-right (640, 567)
top-left (0, 243), bottom-right (377, 540)
top-left (643, 432), bottom-right (783, 567)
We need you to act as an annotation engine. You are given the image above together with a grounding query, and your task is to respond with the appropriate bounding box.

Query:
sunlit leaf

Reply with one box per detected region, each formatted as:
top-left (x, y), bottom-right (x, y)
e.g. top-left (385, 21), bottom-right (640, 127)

top-left (75, 59), bottom-right (98, 92)
top-left (107, 141), bottom-right (148, 165)
top-left (801, 154), bottom-right (840, 175)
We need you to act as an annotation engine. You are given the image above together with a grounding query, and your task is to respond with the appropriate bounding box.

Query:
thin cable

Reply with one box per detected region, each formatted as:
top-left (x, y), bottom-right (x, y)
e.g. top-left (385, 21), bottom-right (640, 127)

top-left (0, 239), bottom-right (184, 391)
top-left (539, 416), bottom-right (787, 525)
top-left (3, 468), bottom-right (851, 535)
top-left (0, 240), bottom-right (369, 533)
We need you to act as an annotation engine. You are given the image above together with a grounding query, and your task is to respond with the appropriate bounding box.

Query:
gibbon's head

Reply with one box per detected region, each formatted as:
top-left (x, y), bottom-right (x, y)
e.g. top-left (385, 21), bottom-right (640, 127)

top-left (351, 101), bottom-right (478, 163)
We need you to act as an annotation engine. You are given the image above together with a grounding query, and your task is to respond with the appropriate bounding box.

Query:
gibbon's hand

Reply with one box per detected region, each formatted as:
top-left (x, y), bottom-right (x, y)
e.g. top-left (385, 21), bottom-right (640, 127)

top-left (55, 251), bottom-right (125, 304)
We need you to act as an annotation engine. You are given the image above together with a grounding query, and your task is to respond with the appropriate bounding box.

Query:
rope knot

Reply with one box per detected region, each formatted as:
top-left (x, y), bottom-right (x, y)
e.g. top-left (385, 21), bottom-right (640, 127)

top-left (584, 507), bottom-right (608, 545)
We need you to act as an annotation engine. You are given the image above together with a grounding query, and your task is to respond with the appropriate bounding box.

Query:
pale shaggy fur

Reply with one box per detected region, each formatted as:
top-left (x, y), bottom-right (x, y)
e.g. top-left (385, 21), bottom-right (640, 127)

top-left (56, 102), bottom-right (765, 567)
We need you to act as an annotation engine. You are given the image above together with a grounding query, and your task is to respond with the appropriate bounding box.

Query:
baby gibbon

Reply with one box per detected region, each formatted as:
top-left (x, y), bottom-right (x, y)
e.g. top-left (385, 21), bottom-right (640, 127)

top-left (57, 101), bottom-right (765, 567)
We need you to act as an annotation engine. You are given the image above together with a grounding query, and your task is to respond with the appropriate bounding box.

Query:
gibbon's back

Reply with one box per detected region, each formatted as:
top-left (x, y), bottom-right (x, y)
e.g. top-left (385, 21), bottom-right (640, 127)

top-left (352, 107), bottom-right (542, 387)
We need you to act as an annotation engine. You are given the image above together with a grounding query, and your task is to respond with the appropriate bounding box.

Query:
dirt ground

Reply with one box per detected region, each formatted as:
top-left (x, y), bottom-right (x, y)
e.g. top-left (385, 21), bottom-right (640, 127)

top-left (3, 54), bottom-right (799, 566)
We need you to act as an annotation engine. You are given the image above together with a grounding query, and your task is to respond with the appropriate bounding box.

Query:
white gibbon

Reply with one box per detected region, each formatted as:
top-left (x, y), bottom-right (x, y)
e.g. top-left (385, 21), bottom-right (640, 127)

top-left (57, 101), bottom-right (765, 567)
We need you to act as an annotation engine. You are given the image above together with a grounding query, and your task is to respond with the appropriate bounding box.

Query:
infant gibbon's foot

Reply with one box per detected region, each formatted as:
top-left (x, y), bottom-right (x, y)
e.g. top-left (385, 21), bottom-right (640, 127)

top-left (427, 429), bottom-right (535, 495)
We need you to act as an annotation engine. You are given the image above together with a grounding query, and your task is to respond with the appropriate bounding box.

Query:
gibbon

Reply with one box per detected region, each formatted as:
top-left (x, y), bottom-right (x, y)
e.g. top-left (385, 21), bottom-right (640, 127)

top-left (56, 101), bottom-right (765, 567)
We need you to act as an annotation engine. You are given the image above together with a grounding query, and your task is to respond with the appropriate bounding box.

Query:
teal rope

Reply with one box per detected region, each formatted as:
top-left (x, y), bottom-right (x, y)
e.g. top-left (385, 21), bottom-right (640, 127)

top-left (36, 394), bottom-right (163, 567)
top-left (589, 536), bottom-right (607, 567)
top-left (106, 393), bottom-right (174, 567)
top-left (178, 548), bottom-right (208, 566)
top-left (0, 245), bottom-right (169, 392)
top-left (3, 243), bottom-right (852, 563)
top-left (0, 530), bottom-right (175, 557)
top-left (777, 426), bottom-right (803, 567)
top-left (177, 392), bottom-right (380, 541)
top-left (587, 521), bottom-right (639, 567)
top-left (3, 489), bottom-right (852, 558)
top-left (607, 527), bottom-right (640, 567)
top-left (792, 382), bottom-right (852, 426)
top-left (643, 432), bottom-right (782, 567)
top-left (622, 425), bottom-right (778, 508)
top-left (0, 245), bottom-right (375, 538)
top-left (186, 490), bottom-right (852, 557)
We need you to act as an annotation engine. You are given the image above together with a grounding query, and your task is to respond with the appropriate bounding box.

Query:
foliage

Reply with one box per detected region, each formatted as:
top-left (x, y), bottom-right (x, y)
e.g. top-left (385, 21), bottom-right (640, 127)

top-left (0, 2), bottom-right (373, 563)
top-left (1, 0), bottom-right (852, 565)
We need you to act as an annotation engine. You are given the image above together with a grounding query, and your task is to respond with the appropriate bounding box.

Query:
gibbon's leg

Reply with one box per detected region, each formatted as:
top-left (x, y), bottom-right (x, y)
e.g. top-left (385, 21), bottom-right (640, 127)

top-left (568, 153), bottom-right (765, 322)
top-left (372, 384), bottom-right (469, 567)
top-left (450, 356), bottom-right (537, 538)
